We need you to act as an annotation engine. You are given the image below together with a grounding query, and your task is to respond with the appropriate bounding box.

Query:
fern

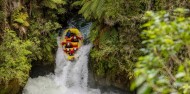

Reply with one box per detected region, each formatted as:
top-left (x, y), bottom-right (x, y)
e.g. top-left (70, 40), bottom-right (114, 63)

top-left (12, 8), bottom-right (29, 27)
top-left (57, 8), bottom-right (66, 14)
top-left (42, 0), bottom-right (58, 9)
top-left (72, 1), bottom-right (82, 7)
top-left (51, 0), bottom-right (66, 4)
top-left (90, 0), bottom-right (99, 13)
top-left (14, 18), bottom-right (24, 24)
top-left (0, 29), bottom-right (32, 86)
top-left (89, 22), bottom-right (100, 42)
top-left (0, 11), bottom-right (5, 22)
top-left (95, 0), bottom-right (105, 19)
top-left (79, 1), bottom-right (91, 15)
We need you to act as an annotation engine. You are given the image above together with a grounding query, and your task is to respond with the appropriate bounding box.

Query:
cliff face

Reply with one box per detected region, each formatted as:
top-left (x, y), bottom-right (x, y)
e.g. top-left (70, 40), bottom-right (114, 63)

top-left (89, 26), bottom-right (140, 91)
top-left (86, 0), bottom-right (190, 92)
top-left (0, 0), bottom-right (64, 93)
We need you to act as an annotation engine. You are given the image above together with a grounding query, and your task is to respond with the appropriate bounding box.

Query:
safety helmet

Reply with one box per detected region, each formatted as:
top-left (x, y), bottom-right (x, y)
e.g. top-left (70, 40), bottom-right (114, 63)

top-left (67, 42), bottom-right (70, 45)
top-left (74, 36), bottom-right (76, 39)
top-left (66, 48), bottom-right (69, 51)
top-left (74, 48), bottom-right (77, 51)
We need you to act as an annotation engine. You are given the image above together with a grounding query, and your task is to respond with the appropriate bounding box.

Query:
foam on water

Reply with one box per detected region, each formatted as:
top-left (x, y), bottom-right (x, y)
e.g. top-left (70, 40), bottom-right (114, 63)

top-left (22, 21), bottom-right (124, 94)
top-left (23, 37), bottom-right (101, 94)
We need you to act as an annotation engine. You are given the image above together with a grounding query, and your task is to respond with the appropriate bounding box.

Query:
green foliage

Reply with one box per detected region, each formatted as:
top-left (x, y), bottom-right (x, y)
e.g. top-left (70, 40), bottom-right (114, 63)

top-left (76, 0), bottom-right (190, 91)
top-left (90, 27), bottom-right (132, 84)
top-left (77, 0), bottom-right (127, 25)
top-left (12, 0), bottom-right (63, 63)
top-left (0, 10), bottom-right (5, 23)
top-left (0, 1), bottom-right (63, 91)
top-left (77, 0), bottom-right (147, 89)
top-left (152, 0), bottom-right (190, 11)
top-left (89, 22), bottom-right (100, 42)
top-left (28, 20), bottom-right (61, 62)
top-left (132, 8), bottom-right (190, 94)
top-left (41, 0), bottom-right (67, 19)
top-left (42, 0), bottom-right (66, 9)
top-left (0, 29), bottom-right (32, 86)
top-left (12, 7), bottom-right (29, 27)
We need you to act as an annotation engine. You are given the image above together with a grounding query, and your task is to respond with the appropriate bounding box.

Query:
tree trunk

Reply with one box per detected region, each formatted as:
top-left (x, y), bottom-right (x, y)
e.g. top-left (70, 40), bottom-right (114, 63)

top-left (2, 0), bottom-right (7, 30)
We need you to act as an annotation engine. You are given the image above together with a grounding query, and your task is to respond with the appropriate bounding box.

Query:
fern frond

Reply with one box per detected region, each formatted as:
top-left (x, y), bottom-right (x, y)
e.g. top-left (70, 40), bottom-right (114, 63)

top-left (81, 0), bottom-right (88, 4)
top-left (51, 0), bottom-right (66, 4)
top-left (79, 1), bottom-right (91, 15)
top-left (91, 0), bottom-right (99, 12)
top-left (42, 0), bottom-right (57, 9)
top-left (72, 1), bottom-right (82, 7)
top-left (83, 2), bottom-right (94, 19)
top-left (90, 21), bottom-right (99, 30)
top-left (57, 8), bottom-right (66, 14)
top-left (14, 18), bottom-right (24, 24)
top-left (96, 0), bottom-right (105, 19)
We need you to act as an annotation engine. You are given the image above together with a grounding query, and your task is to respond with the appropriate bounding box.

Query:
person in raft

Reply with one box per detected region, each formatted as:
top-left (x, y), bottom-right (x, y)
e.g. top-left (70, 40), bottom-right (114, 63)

top-left (71, 35), bottom-right (82, 42)
top-left (63, 42), bottom-right (74, 56)
top-left (64, 48), bottom-right (70, 54)
top-left (65, 30), bottom-right (71, 38)
top-left (61, 30), bottom-right (73, 45)
top-left (63, 48), bottom-right (74, 56)
top-left (65, 42), bottom-right (72, 48)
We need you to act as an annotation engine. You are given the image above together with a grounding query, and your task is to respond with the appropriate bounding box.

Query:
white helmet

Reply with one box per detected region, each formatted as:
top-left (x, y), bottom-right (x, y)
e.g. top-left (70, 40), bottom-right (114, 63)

top-left (74, 48), bottom-right (77, 50)
top-left (74, 36), bottom-right (76, 39)
top-left (67, 42), bottom-right (70, 45)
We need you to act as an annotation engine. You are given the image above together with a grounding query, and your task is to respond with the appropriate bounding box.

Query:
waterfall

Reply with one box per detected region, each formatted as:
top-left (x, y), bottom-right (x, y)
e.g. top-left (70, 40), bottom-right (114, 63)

top-left (23, 40), bottom-right (101, 94)
top-left (22, 22), bottom-right (101, 94)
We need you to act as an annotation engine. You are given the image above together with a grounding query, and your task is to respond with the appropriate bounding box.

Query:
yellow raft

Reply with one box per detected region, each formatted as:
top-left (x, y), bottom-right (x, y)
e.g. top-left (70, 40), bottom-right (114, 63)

top-left (60, 28), bottom-right (83, 60)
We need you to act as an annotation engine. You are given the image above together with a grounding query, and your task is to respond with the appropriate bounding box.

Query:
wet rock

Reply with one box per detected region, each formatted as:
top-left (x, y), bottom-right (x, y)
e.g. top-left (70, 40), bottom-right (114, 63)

top-left (29, 61), bottom-right (55, 78)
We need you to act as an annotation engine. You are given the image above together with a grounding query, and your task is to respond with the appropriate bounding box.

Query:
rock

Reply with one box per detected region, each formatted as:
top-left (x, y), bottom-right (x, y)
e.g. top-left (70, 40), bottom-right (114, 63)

top-left (29, 61), bottom-right (55, 78)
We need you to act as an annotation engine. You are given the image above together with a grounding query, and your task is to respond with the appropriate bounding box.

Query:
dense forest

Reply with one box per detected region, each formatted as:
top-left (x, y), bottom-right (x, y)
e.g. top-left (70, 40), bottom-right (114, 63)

top-left (0, 0), bottom-right (190, 94)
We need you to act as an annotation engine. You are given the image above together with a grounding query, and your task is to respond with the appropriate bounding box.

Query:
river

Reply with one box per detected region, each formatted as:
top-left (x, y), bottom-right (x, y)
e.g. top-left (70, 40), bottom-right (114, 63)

top-left (22, 19), bottom-right (127, 94)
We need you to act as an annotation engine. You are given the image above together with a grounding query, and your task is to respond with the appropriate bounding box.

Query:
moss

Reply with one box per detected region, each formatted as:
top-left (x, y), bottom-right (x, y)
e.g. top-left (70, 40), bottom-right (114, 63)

top-left (0, 79), bottom-right (21, 94)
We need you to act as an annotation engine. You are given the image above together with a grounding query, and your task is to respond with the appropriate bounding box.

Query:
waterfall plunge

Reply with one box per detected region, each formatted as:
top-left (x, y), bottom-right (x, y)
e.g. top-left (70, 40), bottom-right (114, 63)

top-left (23, 21), bottom-right (101, 94)
top-left (23, 38), bottom-right (100, 94)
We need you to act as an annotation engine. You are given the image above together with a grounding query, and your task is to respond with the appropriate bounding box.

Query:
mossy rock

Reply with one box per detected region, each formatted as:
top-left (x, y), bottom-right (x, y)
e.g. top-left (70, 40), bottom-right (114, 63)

top-left (0, 79), bottom-right (21, 94)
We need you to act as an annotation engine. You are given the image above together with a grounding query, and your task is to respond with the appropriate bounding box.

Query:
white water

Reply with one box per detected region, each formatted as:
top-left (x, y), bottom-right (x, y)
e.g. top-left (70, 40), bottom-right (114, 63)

top-left (22, 20), bottom-right (124, 94)
top-left (23, 21), bottom-right (102, 94)
top-left (23, 37), bottom-right (101, 94)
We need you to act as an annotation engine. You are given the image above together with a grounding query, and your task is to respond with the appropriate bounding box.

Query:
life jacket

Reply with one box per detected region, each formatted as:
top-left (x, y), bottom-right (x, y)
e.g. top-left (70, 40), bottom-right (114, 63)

top-left (66, 37), bottom-right (72, 42)
top-left (71, 36), bottom-right (78, 42)
top-left (71, 36), bottom-right (82, 42)
top-left (62, 36), bottom-right (72, 46)
top-left (69, 48), bottom-right (74, 56)
top-left (72, 42), bottom-right (78, 47)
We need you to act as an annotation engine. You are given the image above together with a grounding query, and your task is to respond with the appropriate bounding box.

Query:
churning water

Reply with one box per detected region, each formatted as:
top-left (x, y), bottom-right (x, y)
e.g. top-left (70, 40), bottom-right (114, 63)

top-left (23, 42), bottom-right (100, 94)
top-left (23, 22), bottom-right (102, 94)
top-left (22, 19), bottom-right (126, 94)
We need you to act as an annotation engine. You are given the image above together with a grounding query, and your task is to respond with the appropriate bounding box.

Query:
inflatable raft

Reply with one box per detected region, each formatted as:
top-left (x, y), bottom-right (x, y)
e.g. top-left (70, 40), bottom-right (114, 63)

top-left (60, 28), bottom-right (83, 61)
